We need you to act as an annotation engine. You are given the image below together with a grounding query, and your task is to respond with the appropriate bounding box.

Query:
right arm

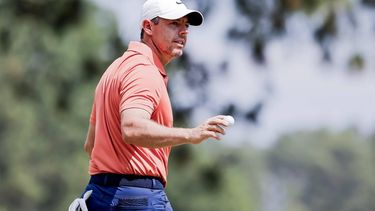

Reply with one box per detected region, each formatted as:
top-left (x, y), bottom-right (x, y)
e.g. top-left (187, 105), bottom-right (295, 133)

top-left (121, 108), bottom-right (229, 148)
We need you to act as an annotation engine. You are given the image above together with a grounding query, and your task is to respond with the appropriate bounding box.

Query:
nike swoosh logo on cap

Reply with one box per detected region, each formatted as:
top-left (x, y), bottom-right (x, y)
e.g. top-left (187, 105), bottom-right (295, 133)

top-left (176, 0), bottom-right (183, 4)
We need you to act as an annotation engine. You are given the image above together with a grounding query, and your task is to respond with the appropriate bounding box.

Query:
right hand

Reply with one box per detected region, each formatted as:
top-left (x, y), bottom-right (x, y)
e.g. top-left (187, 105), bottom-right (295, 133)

top-left (189, 115), bottom-right (230, 144)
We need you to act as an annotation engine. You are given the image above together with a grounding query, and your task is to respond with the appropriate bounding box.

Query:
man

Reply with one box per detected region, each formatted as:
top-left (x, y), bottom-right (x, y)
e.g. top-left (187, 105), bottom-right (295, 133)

top-left (78, 0), bottom-right (230, 210)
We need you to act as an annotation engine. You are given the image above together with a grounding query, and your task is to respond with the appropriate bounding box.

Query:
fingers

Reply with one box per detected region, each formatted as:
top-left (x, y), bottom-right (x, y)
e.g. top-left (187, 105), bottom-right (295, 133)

top-left (206, 115), bottom-right (231, 128)
top-left (191, 123), bottom-right (222, 144)
top-left (203, 130), bottom-right (222, 141)
top-left (206, 124), bottom-right (225, 135)
top-left (203, 116), bottom-right (230, 139)
top-left (191, 115), bottom-right (234, 144)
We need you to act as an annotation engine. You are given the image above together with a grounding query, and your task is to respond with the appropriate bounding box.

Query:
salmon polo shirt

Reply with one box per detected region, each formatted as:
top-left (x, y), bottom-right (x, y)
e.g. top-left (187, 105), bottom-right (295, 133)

top-left (89, 41), bottom-right (173, 186)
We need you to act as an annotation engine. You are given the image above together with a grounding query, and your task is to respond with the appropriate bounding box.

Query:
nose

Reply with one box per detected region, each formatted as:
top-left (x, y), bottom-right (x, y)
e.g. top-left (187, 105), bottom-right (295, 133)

top-left (179, 25), bottom-right (189, 36)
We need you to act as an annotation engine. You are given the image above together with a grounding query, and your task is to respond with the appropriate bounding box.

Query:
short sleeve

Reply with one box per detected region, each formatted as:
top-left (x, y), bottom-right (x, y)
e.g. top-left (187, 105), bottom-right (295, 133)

top-left (119, 65), bottom-right (164, 115)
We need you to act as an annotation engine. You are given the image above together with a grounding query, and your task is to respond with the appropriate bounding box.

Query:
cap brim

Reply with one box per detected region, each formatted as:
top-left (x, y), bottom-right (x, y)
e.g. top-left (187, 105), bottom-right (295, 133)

top-left (159, 9), bottom-right (204, 26)
top-left (186, 11), bottom-right (204, 26)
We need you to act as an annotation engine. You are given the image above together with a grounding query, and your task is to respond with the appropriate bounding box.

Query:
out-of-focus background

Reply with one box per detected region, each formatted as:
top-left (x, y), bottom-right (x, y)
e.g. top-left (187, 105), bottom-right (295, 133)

top-left (0, 0), bottom-right (374, 210)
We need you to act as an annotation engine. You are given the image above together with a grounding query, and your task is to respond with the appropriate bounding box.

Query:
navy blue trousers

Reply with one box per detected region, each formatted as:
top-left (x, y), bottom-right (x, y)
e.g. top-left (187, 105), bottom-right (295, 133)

top-left (83, 182), bottom-right (173, 210)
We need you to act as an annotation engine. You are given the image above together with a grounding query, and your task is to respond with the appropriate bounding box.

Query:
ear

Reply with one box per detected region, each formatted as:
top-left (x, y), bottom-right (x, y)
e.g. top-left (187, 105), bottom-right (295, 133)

top-left (142, 19), bottom-right (153, 36)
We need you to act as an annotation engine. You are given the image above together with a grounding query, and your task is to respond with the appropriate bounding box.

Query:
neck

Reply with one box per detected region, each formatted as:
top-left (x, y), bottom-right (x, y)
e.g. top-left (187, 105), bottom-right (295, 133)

top-left (141, 39), bottom-right (172, 66)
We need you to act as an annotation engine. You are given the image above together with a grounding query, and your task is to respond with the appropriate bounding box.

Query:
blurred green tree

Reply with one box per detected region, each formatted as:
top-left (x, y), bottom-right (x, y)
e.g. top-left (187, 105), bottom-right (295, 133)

top-left (267, 130), bottom-right (375, 211)
top-left (167, 143), bottom-right (264, 211)
top-left (0, 0), bottom-right (124, 210)
top-left (0, 0), bottom-right (374, 211)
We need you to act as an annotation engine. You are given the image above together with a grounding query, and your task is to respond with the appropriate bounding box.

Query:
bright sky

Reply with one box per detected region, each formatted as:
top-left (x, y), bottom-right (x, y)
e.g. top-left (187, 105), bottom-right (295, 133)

top-left (91, 0), bottom-right (375, 148)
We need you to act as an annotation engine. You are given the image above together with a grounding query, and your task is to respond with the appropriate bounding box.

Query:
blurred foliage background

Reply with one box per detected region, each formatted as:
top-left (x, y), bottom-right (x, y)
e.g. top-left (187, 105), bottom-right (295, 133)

top-left (0, 0), bottom-right (374, 210)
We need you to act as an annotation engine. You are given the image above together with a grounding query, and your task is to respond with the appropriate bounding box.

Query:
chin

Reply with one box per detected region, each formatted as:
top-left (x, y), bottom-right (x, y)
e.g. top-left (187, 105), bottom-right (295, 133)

top-left (173, 50), bottom-right (183, 57)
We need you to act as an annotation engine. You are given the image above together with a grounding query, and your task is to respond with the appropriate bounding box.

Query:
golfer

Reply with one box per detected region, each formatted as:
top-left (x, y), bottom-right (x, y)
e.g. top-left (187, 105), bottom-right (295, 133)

top-left (75, 0), bottom-right (230, 210)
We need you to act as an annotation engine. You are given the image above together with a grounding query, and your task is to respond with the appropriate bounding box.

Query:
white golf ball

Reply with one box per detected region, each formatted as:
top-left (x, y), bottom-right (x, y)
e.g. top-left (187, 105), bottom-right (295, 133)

top-left (223, 115), bottom-right (235, 125)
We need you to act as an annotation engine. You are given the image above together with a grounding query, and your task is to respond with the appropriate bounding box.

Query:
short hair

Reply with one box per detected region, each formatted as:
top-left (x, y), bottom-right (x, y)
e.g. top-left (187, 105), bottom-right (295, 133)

top-left (140, 17), bottom-right (160, 40)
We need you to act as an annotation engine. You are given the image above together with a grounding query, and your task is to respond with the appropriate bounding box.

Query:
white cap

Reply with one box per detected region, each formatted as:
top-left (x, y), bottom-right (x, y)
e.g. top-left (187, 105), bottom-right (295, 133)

top-left (141, 0), bottom-right (204, 26)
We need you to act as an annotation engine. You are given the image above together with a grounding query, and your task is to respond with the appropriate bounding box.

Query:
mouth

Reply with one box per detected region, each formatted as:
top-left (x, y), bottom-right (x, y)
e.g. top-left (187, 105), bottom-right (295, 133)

top-left (173, 39), bottom-right (185, 47)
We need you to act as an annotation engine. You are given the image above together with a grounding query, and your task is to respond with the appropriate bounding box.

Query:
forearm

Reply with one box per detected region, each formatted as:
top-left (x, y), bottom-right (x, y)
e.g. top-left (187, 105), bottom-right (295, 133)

top-left (121, 109), bottom-right (227, 148)
top-left (84, 123), bottom-right (95, 157)
top-left (122, 118), bottom-right (192, 148)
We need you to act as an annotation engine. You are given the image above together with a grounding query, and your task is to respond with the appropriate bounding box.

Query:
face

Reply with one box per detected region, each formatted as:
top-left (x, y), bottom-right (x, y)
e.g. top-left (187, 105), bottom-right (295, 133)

top-left (150, 17), bottom-right (190, 62)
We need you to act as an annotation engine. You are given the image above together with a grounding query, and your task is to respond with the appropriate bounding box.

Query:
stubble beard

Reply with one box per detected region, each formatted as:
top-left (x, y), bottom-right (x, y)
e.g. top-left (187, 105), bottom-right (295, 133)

top-left (174, 50), bottom-right (183, 57)
top-left (171, 47), bottom-right (184, 58)
top-left (165, 44), bottom-right (184, 61)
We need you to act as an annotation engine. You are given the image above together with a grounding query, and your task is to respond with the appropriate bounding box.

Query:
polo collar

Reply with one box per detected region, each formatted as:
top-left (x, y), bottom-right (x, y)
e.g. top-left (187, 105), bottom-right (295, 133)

top-left (127, 41), bottom-right (167, 78)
